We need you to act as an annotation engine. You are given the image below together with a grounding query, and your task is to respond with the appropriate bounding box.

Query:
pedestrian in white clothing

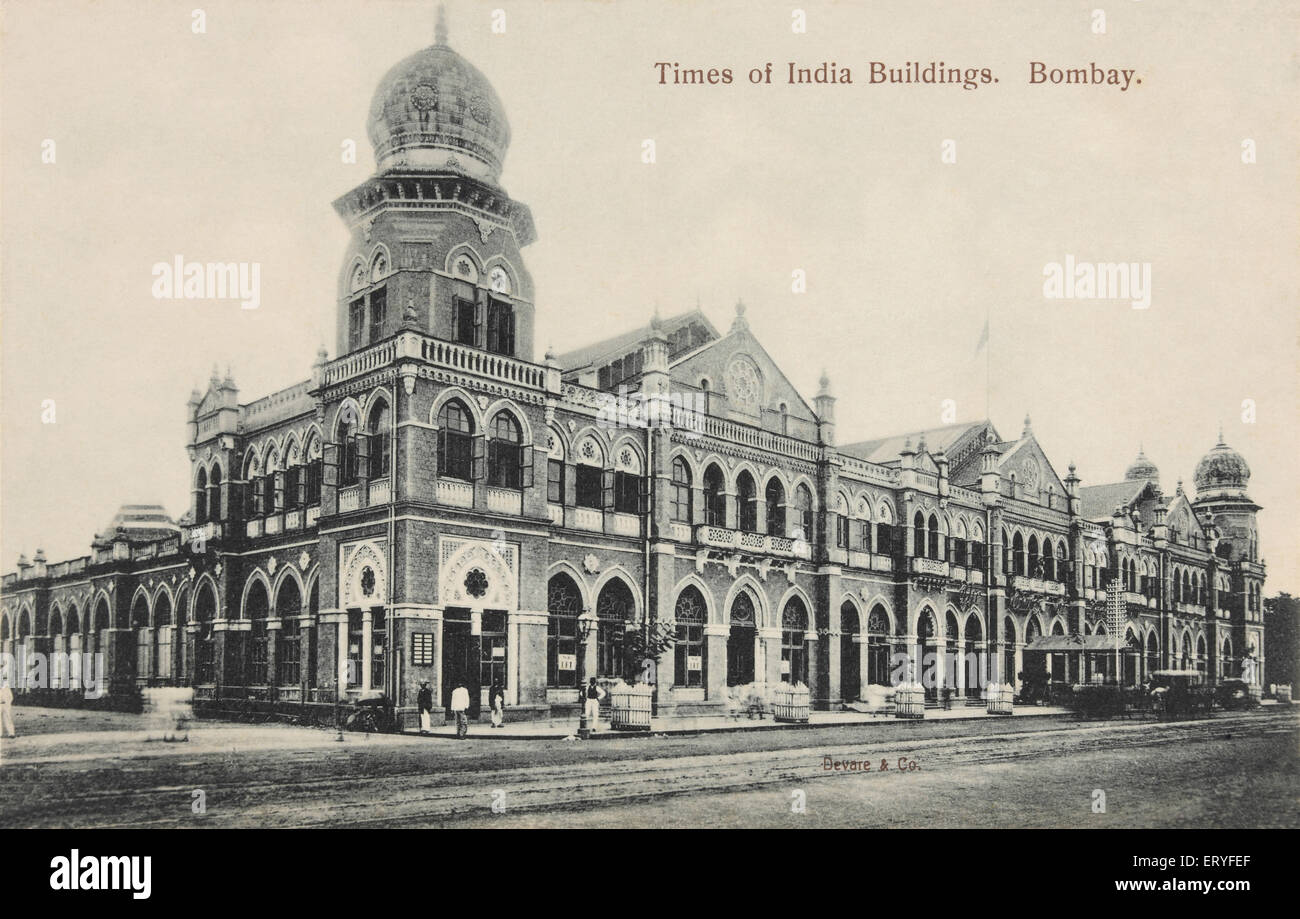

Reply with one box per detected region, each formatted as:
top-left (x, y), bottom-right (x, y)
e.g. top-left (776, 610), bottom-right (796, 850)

top-left (583, 677), bottom-right (604, 733)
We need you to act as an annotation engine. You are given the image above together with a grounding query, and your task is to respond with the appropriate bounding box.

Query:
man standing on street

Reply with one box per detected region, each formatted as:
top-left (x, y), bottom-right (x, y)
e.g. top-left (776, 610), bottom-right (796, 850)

top-left (450, 683), bottom-right (470, 738)
top-left (417, 681), bottom-right (434, 734)
top-left (584, 677), bottom-right (604, 734)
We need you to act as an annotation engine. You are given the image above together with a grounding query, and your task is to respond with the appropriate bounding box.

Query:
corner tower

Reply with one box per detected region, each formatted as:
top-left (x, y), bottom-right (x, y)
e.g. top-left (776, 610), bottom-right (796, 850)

top-left (332, 10), bottom-right (537, 360)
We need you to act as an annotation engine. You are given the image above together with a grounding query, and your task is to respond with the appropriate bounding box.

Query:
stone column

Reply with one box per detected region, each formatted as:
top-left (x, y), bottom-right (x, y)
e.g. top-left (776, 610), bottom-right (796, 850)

top-left (856, 635), bottom-right (871, 695)
top-left (512, 610), bottom-right (548, 716)
top-left (704, 624), bottom-right (727, 701)
top-left (759, 627), bottom-right (781, 689)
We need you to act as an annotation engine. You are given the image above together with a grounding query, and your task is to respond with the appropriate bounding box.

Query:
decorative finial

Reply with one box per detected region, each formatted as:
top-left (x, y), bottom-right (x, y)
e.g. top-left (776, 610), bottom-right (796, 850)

top-left (210, 363), bottom-right (220, 384)
top-left (435, 4), bottom-right (448, 45)
top-left (1022, 413), bottom-right (1032, 436)
top-left (730, 299), bottom-right (749, 333)
top-left (818, 369), bottom-right (830, 392)
top-left (650, 302), bottom-right (663, 331)
top-left (545, 343), bottom-right (556, 362)
top-left (1217, 423), bottom-right (1225, 445)
top-left (917, 433), bottom-right (928, 453)
top-left (1176, 477), bottom-right (1184, 495)
top-left (224, 364), bottom-right (235, 385)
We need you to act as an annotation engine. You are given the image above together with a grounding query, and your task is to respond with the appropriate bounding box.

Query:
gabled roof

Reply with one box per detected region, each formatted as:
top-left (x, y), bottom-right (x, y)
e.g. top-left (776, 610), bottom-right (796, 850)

top-left (841, 420), bottom-right (996, 469)
top-left (1078, 480), bottom-right (1148, 522)
top-left (553, 308), bottom-right (719, 373)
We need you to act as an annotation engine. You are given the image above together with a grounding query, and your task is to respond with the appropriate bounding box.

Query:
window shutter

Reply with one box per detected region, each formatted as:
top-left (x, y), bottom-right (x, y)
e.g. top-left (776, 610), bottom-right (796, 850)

top-left (602, 469), bottom-right (615, 509)
top-left (638, 473), bottom-right (649, 514)
top-left (471, 434), bottom-right (486, 481)
top-left (520, 443), bottom-right (534, 489)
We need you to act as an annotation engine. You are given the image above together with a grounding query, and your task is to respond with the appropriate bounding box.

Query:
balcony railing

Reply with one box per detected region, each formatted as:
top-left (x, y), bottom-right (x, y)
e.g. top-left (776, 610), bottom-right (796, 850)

top-left (284, 509), bottom-right (301, 531)
top-left (610, 513), bottom-right (641, 537)
top-left (485, 486), bottom-right (521, 515)
top-left (436, 479), bottom-right (473, 508)
top-left (323, 331), bottom-right (550, 391)
top-left (1010, 575), bottom-right (1066, 596)
top-left (265, 515), bottom-right (282, 535)
top-left (693, 526), bottom-right (806, 558)
top-left (670, 522), bottom-right (692, 543)
top-left (574, 507), bottom-right (603, 532)
top-left (547, 504), bottom-right (564, 525)
top-left (338, 485), bottom-right (361, 513)
top-left (369, 477), bottom-right (391, 505)
top-left (246, 519), bottom-right (263, 538)
top-left (306, 505), bottom-right (320, 526)
top-left (911, 557), bottom-right (950, 578)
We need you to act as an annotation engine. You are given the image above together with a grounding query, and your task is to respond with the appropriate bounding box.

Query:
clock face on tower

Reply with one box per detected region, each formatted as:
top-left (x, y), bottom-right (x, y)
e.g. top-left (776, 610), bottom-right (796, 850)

top-left (488, 266), bottom-right (511, 295)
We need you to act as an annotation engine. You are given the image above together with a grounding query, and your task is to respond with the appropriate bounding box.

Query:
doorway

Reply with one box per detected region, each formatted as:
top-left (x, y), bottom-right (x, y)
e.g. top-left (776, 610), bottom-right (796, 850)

top-left (441, 609), bottom-right (480, 718)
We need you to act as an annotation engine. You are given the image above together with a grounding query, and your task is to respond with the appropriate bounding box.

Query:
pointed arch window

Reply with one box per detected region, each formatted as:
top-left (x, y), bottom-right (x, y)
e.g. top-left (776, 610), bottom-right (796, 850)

top-left (437, 400), bottom-right (475, 481)
top-left (368, 400), bottom-right (392, 479)
top-left (673, 587), bottom-right (706, 687)
top-left (487, 412), bottom-right (525, 489)
top-left (736, 472), bottom-right (757, 532)
top-left (793, 484), bottom-right (814, 542)
top-left (340, 413), bottom-right (360, 487)
top-left (195, 467), bottom-right (208, 525)
top-left (703, 464), bottom-right (726, 527)
top-left (764, 478), bottom-right (785, 536)
top-left (670, 458), bottom-right (692, 523)
top-left (546, 575), bottom-right (582, 688)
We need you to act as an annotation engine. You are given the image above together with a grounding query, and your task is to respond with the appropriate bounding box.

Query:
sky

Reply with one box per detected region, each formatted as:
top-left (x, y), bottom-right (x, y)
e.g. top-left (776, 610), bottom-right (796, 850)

top-left (2, 0), bottom-right (1296, 593)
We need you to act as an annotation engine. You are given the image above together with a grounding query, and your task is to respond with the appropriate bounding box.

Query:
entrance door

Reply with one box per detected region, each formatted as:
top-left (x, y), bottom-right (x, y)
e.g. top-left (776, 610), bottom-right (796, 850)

top-left (442, 616), bottom-right (480, 718)
top-left (727, 626), bottom-right (755, 686)
top-left (841, 636), bottom-right (860, 702)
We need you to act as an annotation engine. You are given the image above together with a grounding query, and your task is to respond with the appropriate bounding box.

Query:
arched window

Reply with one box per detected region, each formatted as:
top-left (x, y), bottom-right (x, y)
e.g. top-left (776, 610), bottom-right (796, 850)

top-left (546, 575), bottom-right (582, 688)
top-left (209, 464), bottom-right (223, 520)
top-left (793, 484), bottom-right (814, 543)
top-left (275, 578), bottom-right (302, 687)
top-left (1027, 535), bottom-right (1040, 577)
top-left (244, 581), bottom-right (271, 687)
top-left (1056, 541), bottom-right (1067, 583)
top-left (195, 584), bottom-right (216, 684)
top-left (1042, 539), bottom-right (1055, 581)
top-left (866, 605), bottom-right (891, 686)
top-left (703, 464), bottom-right (726, 527)
top-left (263, 451), bottom-right (280, 514)
top-left (195, 467), bottom-right (208, 525)
top-left (727, 591), bottom-right (757, 687)
top-left (487, 412), bottom-right (524, 489)
top-left (781, 597), bottom-right (809, 686)
top-left (339, 411), bottom-right (360, 487)
top-left (437, 400), bottom-right (475, 481)
top-left (153, 594), bottom-right (173, 683)
top-left (368, 399), bottom-right (392, 479)
top-left (596, 580), bottom-right (635, 680)
top-left (736, 471), bottom-right (757, 532)
top-left (840, 601), bottom-right (860, 703)
top-left (764, 478), bottom-right (785, 536)
top-left (673, 587), bottom-right (706, 688)
top-left (305, 436), bottom-right (323, 507)
top-left (670, 457), bottom-right (692, 523)
top-left (914, 511), bottom-right (927, 559)
top-left (132, 594), bottom-right (151, 684)
top-left (928, 513), bottom-right (941, 561)
top-left (1012, 532), bottom-right (1025, 576)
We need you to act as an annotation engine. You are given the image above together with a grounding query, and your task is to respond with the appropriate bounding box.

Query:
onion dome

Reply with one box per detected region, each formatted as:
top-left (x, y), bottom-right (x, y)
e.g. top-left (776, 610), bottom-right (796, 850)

top-left (365, 12), bottom-right (510, 182)
top-left (1194, 431), bottom-right (1251, 496)
top-left (1124, 446), bottom-right (1159, 483)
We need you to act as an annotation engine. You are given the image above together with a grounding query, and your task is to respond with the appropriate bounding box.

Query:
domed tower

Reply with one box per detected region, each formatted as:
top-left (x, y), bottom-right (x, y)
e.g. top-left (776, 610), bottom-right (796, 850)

top-left (1124, 446), bottom-right (1160, 488)
top-left (1191, 430), bottom-right (1259, 563)
top-left (331, 6), bottom-right (536, 359)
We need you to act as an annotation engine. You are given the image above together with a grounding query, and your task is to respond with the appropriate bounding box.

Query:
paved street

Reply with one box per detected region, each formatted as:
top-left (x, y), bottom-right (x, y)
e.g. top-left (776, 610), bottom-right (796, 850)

top-left (1, 705), bottom-right (1295, 828)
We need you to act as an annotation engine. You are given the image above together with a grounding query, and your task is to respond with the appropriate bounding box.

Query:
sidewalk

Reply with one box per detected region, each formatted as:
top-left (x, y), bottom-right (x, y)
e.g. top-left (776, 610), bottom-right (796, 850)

top-left (413, 704), bottom-right (1074, 739)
